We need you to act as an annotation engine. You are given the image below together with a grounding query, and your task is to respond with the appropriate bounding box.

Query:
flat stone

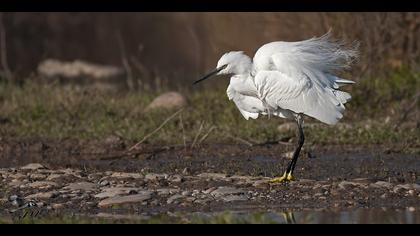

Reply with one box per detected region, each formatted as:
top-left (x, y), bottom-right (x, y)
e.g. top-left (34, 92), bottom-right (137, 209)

top-left (202, 187), bottom-right (217, 195)
top-left (370, 181), bottom-right (394, 189)
top-left (8, 180), bottom-right (24, 188)
top-left (252, 180), bottom-right (270, 188)
top-left (98, 191), bottom-right (153, 208)
top-left (46, 174), bottom-right (64, 181)
top-left (26, 191), bottom-right (59, 200)
top-left (64, 182), bottom-right (97, 191)
top-left (21, 163), bottom-right (46, 171)
top-left (197, 173), bottom-right (228, 180)
top-left (26, 181), bottom-right (59, 189)
top-left (167, 194), bottom-right (185, 204)
top-left (29, 173), bottom-right (47, 181)
top-left (157, 188), bottom-right (179, 196)
top-left (10, 173), bottom-right (26, 180)
top-left (194, 199), bottom-right (211, 205)
top-left (352, 178), bottom-right (371, 183)
top-left (168, 175), bottom-right (183, 183)
top-left (145, 92), bottom-right (187, 111)
top-left (221, 195), bottom-right (248, 202)
top-left (181, 191), bottom-right (191, 196)
top-left (394, 184), bottom-right (420, 192)
top-left (110, 172), bottom-right (143, 179)
top-left (52, 203), bottom-right (65, 210)
top-left (95, 213), bottom-right (151, 221)
top-left (338, 181), bottom-right (359, 190)
top-left (99, 180), bottom-right (110, 186)
top-left (94, 187), bottom-right (140, 199)
top-left (145, 173), bottom-right (168, 181)
top-left (210, 187), bottom-right (246, 198)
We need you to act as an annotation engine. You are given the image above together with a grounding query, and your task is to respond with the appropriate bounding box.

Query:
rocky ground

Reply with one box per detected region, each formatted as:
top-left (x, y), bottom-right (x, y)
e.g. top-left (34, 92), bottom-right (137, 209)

top-left (0, 140), bottom-right (419, 223)
top-left (0, 138), bottom-right (420, 222)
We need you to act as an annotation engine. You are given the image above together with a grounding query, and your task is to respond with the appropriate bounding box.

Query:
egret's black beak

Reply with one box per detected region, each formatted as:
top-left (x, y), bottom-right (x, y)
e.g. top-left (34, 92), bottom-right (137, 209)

top-left (193, 65), bottom-right (227, 85)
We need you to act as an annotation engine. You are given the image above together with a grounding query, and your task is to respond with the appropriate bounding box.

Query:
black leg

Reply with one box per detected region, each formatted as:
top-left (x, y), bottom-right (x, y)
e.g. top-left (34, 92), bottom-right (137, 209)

top-left (285, 115), bottom-right (305, 175)
top-left (270, 115), bottom-right (304, 183)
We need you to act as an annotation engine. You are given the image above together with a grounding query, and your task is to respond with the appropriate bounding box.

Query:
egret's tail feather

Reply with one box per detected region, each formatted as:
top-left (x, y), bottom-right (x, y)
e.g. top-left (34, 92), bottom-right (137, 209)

top-left (334, 90), bottom-right (352, 104)
top-left (335, 79), bottom-right (355, 84)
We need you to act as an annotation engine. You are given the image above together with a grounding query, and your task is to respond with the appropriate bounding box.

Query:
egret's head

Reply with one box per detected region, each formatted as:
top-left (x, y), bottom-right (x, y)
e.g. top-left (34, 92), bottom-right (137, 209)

top-left (193, 51), bottom-right (252, 85)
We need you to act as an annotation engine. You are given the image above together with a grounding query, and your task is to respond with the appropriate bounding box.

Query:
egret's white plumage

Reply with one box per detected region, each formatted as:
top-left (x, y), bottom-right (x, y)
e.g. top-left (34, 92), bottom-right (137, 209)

top-left (220, 32), bottom-right (358, 125)
top-left (195, 31), bottom-right (359, 182)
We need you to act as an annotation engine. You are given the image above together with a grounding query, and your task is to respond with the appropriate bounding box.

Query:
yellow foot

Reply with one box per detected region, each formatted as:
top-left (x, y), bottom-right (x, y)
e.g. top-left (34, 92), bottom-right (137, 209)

top-left (270, 172), bottom-right (295, 183)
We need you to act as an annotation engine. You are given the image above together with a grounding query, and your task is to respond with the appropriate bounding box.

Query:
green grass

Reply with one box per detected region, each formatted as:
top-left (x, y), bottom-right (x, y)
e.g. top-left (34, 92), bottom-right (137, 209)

top-left (0, 70), bottom-right (418, 149)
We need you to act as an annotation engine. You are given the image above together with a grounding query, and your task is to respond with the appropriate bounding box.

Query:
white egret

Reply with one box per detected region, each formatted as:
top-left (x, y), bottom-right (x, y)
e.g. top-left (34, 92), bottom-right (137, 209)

top-left (194, 32), bottom-right (358, 183)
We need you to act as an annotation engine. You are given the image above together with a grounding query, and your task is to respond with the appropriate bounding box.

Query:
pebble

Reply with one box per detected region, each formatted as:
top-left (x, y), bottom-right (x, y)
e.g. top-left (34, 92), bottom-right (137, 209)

top-left (26, 181), bottom-right (59, 189)
top-left (52, 203), bottom-right (65, 210)
top-left (168, 175), bottom-right (183, 183)
top-left (110, 172), bottom-right (144, 179)
top-left (145, 173), bottom-right (168, 181)
top-left (370, 181), bottom-right (394, 189)
top-left (197, 173), bottom-right (227, 180)
top-left (167, 194), bottom-right (185, 204)
top-left (29, 173), bottom-right (47, 181)
top-left (181, 191), bottom-right (191, 196)
top-left (99, 180), bottom-right (110, 186)
top-left (201, 187), bottom-right (216, 195)
top-left (94, 187), bottom-right (140, 199)
top-left (46, 174), bottom-right (65, 181)
top-left (221, 195), bottom-right (248, 202)
top-left (210, 187), bottom-right (246, 198)
top-left (338, 181), bottom-right (359, 190)
top-left (157, 188), bottom-right (179, 196)
top-left (252, 180), bottom-right (269, 188)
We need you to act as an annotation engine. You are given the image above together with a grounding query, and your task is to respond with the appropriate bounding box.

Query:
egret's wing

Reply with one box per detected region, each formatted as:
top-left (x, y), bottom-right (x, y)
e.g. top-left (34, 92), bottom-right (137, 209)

top-left (253, 31), bottom-right (358, 89)
top-left (254, 70), bottom-right (350, 125)
top-left (227, 84), bottom-right (264, 120)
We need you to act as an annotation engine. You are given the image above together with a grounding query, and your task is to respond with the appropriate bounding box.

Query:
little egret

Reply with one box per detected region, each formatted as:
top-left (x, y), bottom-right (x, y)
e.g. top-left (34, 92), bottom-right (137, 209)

top-left (193, 32), bottom-right (358, 183)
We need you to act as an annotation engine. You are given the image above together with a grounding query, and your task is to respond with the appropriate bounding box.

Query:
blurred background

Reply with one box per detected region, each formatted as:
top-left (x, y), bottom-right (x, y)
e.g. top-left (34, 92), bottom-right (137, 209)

top-left (0, 12), bottom-right (418, 146)
top-left (1, 12), bottom-right (419, 85)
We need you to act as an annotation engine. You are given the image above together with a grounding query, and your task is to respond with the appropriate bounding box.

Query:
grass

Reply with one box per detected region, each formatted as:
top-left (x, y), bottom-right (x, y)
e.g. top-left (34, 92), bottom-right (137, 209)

top-left (0, 69), bottom-right (418, 150)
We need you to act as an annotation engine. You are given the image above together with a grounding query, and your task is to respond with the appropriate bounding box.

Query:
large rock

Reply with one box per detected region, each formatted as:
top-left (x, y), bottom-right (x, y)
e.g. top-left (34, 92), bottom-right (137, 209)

top-left (38, 59), bottom-right (125, 80)
top-left (277, 122), bottom-right (296, 133)
top-left (21, 163), bottom-right (46, 171)
top-left (145, 92), bottom-right (187, 111)
top-left (37, 59), bottom-right (127, 91)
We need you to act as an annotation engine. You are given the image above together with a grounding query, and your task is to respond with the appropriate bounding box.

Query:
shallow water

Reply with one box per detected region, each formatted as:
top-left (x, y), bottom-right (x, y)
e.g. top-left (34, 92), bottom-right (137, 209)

top-left (189, 208), bottom-right (420, 224)
top-left (3, 208), bottom-right (418, 224)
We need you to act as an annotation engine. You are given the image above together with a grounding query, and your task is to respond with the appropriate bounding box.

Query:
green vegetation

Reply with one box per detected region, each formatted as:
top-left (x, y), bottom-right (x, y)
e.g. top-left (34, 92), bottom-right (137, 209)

top-left (0, 70), bottom-right (418, 151)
